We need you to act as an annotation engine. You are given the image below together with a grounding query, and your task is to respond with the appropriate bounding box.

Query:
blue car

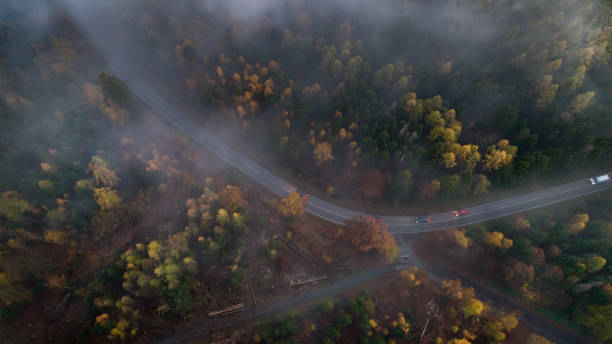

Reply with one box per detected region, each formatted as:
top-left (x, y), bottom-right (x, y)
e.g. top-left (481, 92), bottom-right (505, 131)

top-left (415, 216), bottom-right (431, 224)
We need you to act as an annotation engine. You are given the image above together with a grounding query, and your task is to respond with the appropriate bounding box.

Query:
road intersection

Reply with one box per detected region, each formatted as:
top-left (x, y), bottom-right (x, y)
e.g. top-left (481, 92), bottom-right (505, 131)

top-left (118, 70), bottom-right (608, 344)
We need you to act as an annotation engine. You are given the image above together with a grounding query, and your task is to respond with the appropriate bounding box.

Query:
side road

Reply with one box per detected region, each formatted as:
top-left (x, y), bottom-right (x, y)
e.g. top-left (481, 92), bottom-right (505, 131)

top-left (402, 234), bottom-right (596, 344)
top-left (155, 263), bottom-right (407, 344)
top-left (155, 235), bottom-right (592, 344)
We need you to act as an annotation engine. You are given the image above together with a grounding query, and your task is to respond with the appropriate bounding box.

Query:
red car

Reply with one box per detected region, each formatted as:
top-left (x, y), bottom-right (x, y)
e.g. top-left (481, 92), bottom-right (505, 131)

top-left (453, 209), bottom-right (467, 217)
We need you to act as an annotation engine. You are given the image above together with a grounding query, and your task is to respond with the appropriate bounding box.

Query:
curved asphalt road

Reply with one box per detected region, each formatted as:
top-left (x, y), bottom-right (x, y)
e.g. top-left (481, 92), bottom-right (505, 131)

top-left (122, 75), bottom-right (608, 344)
top-left (118, 72), bottom-right (612, 231)
top-left (112, 64), bottom-right (610, 344)
top-left (59, 6), bottom-right (609, 343)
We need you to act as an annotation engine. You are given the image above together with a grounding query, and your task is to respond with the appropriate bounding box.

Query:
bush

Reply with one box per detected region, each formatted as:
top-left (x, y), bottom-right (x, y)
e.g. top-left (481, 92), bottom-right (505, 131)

top-left (465, 226), bottom-right (485, 242)
top-left (510, 238), bottom-right (534, 263)
top-left (316, 298), bottom-right (335, 315)
top-left (168, 282), bottom-right (194, 314)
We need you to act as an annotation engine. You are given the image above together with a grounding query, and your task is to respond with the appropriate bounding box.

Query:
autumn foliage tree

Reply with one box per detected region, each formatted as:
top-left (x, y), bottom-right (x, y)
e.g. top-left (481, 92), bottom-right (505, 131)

top-left (356, 168), bottom-right (388, 200)
top-left (483, 140), bottom-right (517, 172)
top-left (0, 191), bottom-right (31, 223)
top-left (504, 261), bottom-right (535, 290)
top-left (482, 231), bottom-right (513, 250)
top-left (88, 156), bottom-right (119, 187)
top-left (419, 179), bottom-right (441, 200)
top-left (343, 216), bottom-right (398, 261)
top-left (278, 191), bottom-right (306, 217)
top-left (218, 185), bottom-right (246, 212)
top-left (439, 228), bottom-right (471, 249)
top-left (569, 213), bottom-right (589, 234)
top-left (313, 142), bottom-right (334, 165)
top-left (472, 174), bottom-right (491, 196)
top-left (462, 298), bottom-right (484, 317)
top-left (93, 187), bottom-right (122, 210)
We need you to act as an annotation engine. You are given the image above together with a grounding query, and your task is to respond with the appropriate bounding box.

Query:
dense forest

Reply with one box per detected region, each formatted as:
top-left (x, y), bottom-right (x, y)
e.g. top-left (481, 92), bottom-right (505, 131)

top-left (0, 5), bottom-right (398, 341)
top-left (419, 191), bottom-right (612, 342)
top-left (245, 270), bottom-right (543, 344)
top-left (1, 0), bottom-right (612, 343)
top-left (0, 2), bottom-right (246, 340)
top-left (83, 0), bottom-right (612, 207)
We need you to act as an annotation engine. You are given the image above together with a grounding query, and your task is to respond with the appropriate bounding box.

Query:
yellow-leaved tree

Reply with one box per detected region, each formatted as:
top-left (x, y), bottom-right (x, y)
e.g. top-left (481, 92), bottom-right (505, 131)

top-left (93, 187), bottom-right (122, 210)
top-left (462, 298), bottom-right (484, 317)
top-left (0, 192), bottom-right (31, 223)
top-left (278, 192), bottom-right (306, 217)
top-left (313, 142), bottom-right (334, 165)
top-left (569, 213), bottom-right (589, 234)
top-left (88, 156), bottom-right (119, 187)
top-left (483, 140), bottom-right (517, 172)
top-left (483, 231), bottom-right (513, 250)
top-left (218, 185), bottom-right (246, 212)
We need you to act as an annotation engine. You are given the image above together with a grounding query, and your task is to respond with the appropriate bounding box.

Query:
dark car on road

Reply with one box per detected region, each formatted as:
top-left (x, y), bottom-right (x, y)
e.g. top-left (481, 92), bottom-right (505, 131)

top-left (415, 215), bottom-right (431, 224)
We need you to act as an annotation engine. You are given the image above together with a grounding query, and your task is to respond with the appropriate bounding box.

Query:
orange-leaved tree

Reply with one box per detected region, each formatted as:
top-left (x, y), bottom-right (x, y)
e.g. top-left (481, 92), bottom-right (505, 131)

top-left (343, 216), bottom-right (398, 261)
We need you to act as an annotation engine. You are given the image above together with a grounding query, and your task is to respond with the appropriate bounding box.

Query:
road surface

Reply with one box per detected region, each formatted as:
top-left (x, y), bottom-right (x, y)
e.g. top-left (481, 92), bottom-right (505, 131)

top-left (116, 71), bottom-right (612, 233)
